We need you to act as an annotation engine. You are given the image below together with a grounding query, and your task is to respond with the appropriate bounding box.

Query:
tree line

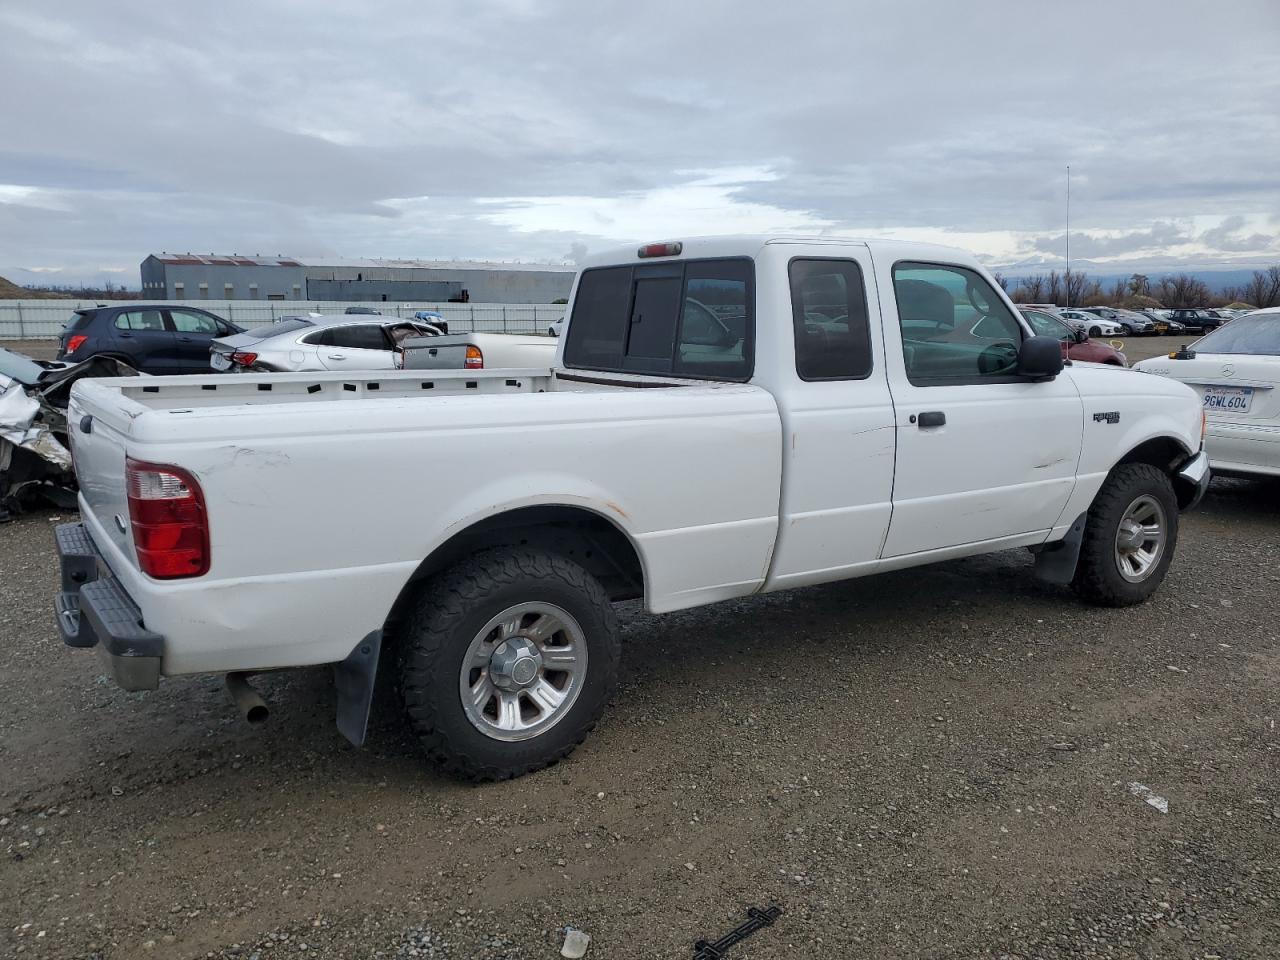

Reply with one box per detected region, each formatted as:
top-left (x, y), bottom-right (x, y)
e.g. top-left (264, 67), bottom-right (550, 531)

top-left (991, 265), bottom-right (1280, 310)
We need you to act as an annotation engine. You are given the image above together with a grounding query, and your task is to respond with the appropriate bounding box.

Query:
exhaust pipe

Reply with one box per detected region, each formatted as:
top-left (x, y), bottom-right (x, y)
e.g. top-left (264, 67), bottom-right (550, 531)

top-left (225, 672), bottom-right (269, 724)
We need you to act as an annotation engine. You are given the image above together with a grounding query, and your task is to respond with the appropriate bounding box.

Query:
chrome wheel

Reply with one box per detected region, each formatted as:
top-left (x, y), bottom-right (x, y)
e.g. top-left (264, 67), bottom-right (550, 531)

top-left (458, 602), bottom-right (588, 742)
top-left (1114, 494), bottom-right (1167, 582)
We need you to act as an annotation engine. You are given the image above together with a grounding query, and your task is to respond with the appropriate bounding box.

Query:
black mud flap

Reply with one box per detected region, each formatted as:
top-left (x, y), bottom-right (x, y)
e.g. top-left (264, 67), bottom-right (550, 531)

top-left (1033, 512), bottom-right (1088, 585)
top-left (334, 630), bottom-right (381, 747)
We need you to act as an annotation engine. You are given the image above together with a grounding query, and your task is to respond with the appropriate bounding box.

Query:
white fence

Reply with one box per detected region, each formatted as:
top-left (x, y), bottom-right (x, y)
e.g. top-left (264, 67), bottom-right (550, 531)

top-left (0, 300), bottom-right (568, 339)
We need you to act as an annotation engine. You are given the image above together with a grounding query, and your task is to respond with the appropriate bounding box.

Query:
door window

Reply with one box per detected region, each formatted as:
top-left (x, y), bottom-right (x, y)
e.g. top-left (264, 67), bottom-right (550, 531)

top-left (789, 258), bottom-right (873, 380)
top-left (115, 310), bottom-right (166, 331)
top-left (326, 324), bottom-right (390, 350)
top-left (168, 310), bottom-right (219, 335)
top-left (893, 263), bottom-right (1024, 385)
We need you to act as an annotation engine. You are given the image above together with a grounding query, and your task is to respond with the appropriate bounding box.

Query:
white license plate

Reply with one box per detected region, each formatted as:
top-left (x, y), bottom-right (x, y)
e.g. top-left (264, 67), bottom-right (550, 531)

top-left (210, 352), bottom-right (231, 371)
top-left (1202, 385), bottom-right (1253, 414)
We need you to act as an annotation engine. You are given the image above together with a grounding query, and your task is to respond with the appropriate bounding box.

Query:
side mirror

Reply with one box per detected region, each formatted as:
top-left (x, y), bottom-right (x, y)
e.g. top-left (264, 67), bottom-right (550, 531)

top-left (1074, 329), bottom-right (1088, 343)
top-left (1018, 335), bottom-right (1065, 381)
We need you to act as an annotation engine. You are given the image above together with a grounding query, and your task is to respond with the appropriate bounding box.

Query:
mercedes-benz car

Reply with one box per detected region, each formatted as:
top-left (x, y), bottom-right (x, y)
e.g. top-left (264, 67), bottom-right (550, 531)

top-left (1133, 308), bottom-right (1280, 478)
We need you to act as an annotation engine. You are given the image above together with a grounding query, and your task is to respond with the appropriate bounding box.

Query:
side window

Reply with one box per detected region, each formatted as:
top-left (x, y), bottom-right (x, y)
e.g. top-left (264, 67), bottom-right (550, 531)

top-left (893, 262), bottom-right (1024, 385)
top-left (789, 258), bottom-right (872, 380)
top-left (563, 259), bottom-right (754, 380)
top-left (328, 324), bottom-right (390, 350)
top-left (114, 309), bottom-right (166, 332)
top-left (677, 260), bottom-right (752, 380)
top-left (168, 310), bottom-right (219, 335)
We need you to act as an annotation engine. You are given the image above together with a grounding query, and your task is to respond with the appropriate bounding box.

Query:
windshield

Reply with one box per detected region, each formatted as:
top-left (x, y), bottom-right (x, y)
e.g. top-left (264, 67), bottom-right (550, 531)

top-left (1193, 314), bottom-right (1280, 356)
top-left (0, 347), bottom-right (51, 385)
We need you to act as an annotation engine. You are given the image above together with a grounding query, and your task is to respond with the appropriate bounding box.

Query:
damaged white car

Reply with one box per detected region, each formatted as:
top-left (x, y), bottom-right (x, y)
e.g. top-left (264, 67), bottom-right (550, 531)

top-left (0, 348), bottom-right (138, 520)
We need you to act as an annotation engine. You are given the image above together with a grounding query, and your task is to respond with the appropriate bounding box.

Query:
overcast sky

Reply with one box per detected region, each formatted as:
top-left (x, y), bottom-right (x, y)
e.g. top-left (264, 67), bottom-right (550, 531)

top-left (1, 0), bottom-right (1277, 286)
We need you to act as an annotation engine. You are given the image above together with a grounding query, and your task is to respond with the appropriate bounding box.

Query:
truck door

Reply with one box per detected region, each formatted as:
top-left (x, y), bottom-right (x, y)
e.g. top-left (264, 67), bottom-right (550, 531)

top-left (765, 249), bottom-right (898, 589)
top-left (877, 260), bottom-right (1083, 558)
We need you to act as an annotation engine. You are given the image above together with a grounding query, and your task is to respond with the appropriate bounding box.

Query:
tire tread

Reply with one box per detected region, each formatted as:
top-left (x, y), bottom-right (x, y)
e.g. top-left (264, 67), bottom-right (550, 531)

top-left (397, 547), bottom-right (618, 782)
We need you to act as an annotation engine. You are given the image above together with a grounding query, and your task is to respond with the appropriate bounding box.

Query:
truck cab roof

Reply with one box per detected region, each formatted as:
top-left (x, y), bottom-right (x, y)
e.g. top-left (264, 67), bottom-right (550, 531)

top-left (580, 236), bottom-right (984, 271)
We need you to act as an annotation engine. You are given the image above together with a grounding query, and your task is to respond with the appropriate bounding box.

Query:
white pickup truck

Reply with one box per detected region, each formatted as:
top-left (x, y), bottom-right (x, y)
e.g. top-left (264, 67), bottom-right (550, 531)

top-left (55, 236), bottom-right (1209, 781)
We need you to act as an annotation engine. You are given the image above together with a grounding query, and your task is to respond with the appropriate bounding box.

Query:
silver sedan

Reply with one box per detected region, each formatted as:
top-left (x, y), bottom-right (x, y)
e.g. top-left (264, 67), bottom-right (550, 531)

top-left (210, 314), bottom-right (444, 372)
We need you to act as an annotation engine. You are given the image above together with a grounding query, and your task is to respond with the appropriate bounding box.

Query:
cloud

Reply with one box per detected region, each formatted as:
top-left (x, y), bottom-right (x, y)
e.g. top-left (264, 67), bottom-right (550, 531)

top-left (0, 0), bottom-right (1277, 285)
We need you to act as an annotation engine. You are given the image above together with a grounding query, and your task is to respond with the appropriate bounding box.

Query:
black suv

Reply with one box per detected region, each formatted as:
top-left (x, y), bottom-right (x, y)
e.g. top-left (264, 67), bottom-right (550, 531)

top-left (58, 305), bottom-right (243, 375)
top-left (1167, 308), bottom-right (1225, 332)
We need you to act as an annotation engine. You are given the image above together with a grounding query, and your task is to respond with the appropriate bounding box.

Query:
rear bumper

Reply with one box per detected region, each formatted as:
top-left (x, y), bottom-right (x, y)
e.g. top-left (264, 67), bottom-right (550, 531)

top-left (1175, 450), bottom-right (1211, 511)
top-left (1205, 422), bottom-right (1280, 478)
top-left (54, 522), bottom-right (164, 691)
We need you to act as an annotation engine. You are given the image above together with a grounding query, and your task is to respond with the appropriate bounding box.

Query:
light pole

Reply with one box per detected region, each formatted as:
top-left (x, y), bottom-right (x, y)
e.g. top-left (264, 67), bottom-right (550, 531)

top-left (1065, 165), bottom-right (1071, 308)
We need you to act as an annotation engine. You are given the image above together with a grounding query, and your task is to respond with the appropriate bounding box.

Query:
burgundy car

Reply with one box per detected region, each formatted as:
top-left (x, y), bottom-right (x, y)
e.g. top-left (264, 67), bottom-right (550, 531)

top-left (1020, 308), bottom-right (1126, 366)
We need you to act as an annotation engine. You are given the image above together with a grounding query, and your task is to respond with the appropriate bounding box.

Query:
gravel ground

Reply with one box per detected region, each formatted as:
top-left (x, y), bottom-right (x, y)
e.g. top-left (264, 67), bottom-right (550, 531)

top-left (1, 475), bottom-right (1278, 960)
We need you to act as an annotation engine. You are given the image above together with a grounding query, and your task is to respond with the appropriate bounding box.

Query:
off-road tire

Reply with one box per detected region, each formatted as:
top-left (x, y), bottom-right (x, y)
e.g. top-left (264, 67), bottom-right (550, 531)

top-left (398, 547), bottom-right (619, 781)
top-left (1072, 463), bottom-right (1179, 607)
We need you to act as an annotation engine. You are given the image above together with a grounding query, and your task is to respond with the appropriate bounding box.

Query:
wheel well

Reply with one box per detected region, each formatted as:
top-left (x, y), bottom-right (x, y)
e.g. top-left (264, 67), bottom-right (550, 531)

top-left (1116, 436), bottom-right (1198, 507)
top-left (382, 505), bottom-right (644, 639)
top-left (1117, 436), bottom-right (1189, 472)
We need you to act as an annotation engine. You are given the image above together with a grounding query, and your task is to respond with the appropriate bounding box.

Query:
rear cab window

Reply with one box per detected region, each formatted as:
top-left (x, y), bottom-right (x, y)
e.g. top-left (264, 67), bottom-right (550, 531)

top-left (563, 258), bottom-right (754, 381)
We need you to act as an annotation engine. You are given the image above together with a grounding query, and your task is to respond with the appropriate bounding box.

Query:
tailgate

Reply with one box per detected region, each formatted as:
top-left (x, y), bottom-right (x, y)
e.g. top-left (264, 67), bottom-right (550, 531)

top-left (66, 385), bottom-right (137, 569)
top-left (400, 335), bottom-right (474, 370)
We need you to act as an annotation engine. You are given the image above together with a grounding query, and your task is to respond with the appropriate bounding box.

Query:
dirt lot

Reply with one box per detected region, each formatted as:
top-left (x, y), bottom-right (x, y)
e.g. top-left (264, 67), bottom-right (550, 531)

top-left (2, 472), bottom-right (1279, 960)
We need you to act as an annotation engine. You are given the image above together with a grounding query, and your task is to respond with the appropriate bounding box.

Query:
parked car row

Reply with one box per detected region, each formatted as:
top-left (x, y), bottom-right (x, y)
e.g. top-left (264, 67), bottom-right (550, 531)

top-left (52, 305), bottom-right (558, 375)
top-left (1015, 304), bottom-right (1252, 339)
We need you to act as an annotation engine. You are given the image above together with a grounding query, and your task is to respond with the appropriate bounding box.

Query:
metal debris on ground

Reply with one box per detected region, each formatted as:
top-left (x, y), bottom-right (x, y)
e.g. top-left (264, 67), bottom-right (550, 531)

top-left (560, 926), bottom-right (591, 958)
top-left (1128, 781), bottom-right (1170, 814)
top-left (693, 905), bottom-right (783, 959)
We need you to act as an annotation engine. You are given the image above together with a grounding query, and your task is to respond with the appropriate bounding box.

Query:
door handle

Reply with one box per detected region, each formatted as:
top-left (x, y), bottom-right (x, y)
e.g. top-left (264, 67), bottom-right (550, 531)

top-left (327, 354), bottom-right (346, 359)
top-left (177, 336), bottom-right (194, 342)
top-left (915, 411), bottom-right (946, 428)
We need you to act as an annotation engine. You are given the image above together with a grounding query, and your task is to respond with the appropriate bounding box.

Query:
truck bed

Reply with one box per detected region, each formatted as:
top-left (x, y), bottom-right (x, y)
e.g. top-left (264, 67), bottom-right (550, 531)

top-left (66, 366), bottom-right (783, 674)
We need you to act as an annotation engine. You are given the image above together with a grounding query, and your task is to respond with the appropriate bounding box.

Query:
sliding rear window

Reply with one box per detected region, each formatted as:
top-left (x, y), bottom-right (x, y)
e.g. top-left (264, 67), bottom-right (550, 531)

top-left (563, 258), bottom-right (754, 381)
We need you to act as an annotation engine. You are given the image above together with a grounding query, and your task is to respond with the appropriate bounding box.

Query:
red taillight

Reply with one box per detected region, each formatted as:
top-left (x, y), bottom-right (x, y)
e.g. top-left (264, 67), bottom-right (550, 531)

top-left (230, 351), bottom-right (258, 367)
top-left (125, 458), bottom-right (210, 579)
top-left (464, 344), bottom-right (484, 368)
top-left (637, 241), bottom-right (683, 258)
top-left (66, 334), bottom-right (88, 354)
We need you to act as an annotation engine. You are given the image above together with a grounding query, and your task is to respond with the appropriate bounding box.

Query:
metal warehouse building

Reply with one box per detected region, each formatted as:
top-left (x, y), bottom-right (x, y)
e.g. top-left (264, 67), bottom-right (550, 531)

top-left (139, 254), bottom-right (576, 303)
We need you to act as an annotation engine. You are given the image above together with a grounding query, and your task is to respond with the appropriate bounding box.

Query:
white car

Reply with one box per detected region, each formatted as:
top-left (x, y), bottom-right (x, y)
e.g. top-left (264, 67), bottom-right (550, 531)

top-left (209, 314), bottom-right (445, 373)
top-left (57, 235), bottom-right (1208, 781)
top-left (548, 316), bottom-right (565, 337)
top-left (1059, 310), bottom-right (1123, 338)
top-left (1133, 308), bottom-right (1280, 478)
top-left (399, 332), bottom-right (555, 370)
